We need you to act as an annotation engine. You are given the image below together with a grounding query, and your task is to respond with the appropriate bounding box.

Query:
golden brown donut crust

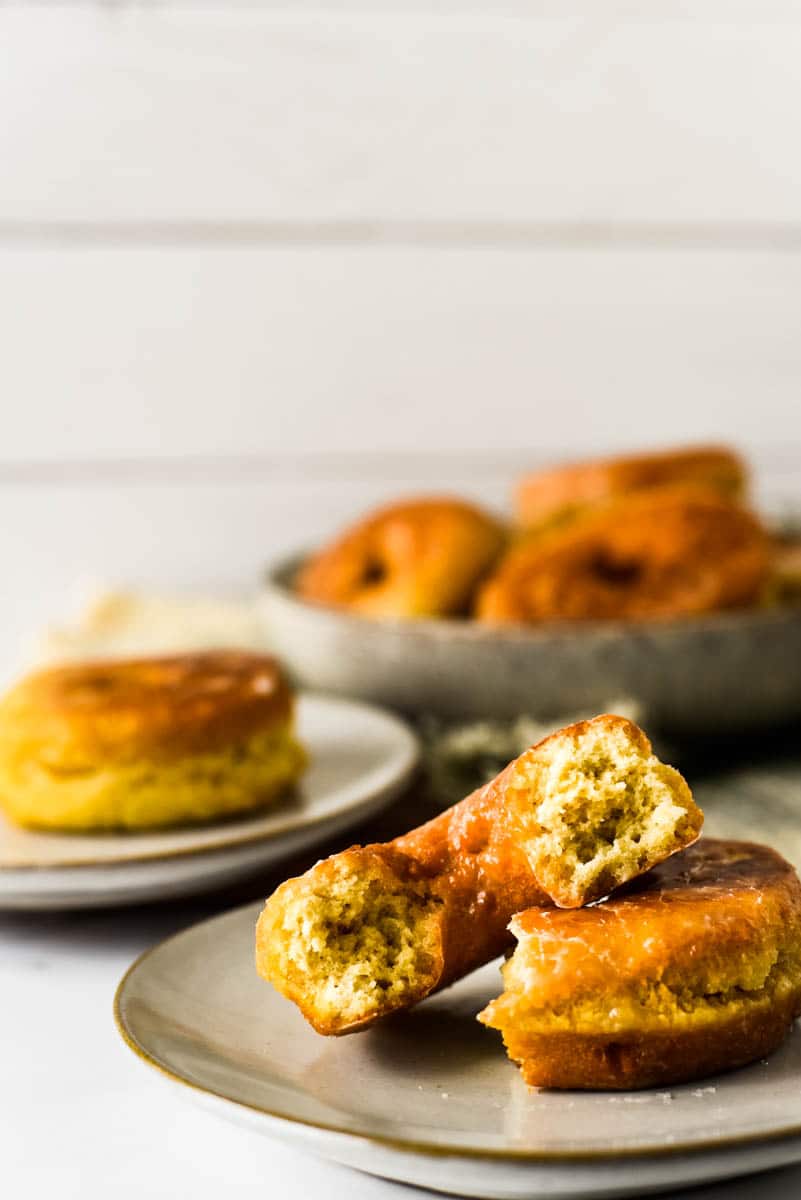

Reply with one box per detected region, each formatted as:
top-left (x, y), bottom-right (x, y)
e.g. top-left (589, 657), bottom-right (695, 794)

top-left (480, 840), bottom-right (801, 1089)
top-left (386, 713), bottom-right (698, 950)
top-left (296, 496), bottom-right (506, 618)
top-left (0, 650), bottom-right (294, 765)
top-left (516, 444), bottom-right (747, 529)
top-left (256, 786), bottom-right (549, 1035)
top-left (256, 715), bottom-right (701, 1034)
top-left (491, 1003), bottom-right (801, 1091)
top-left (477, 486), bottom-right (770, 624)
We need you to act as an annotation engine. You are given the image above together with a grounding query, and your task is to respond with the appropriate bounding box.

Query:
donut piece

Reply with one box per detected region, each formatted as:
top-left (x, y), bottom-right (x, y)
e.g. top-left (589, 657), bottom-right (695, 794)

top-left (499, 713), bottom-right (701, 909)
top-left (256, 715), bottom-right (701, 1034)
top-left (479, 840), bottom-right (801, 1090)
top-left (477, 487), bottom-right (770, 624)
top-left (296, 496), bottom-right (506, 618)
top-left (0, 651), bottom-right (306, 830)
top-left (516, 444), bottom-right (747, 530)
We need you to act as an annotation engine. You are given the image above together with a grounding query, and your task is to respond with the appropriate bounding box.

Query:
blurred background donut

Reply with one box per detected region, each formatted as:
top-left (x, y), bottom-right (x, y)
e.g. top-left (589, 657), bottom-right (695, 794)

top-left (515, 444), bottom-right (747, 532)
top-left (476, 486), bottom-right (770, 624)
top-left (296, 496), bottom-right (506, 618)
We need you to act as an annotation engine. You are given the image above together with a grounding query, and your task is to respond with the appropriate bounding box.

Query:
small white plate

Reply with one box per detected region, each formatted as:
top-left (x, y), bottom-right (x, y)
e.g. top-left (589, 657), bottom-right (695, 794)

top-left (0, 694), bottom-right (418, 910)
top-left (115, 899), bottom-right (801, 1200)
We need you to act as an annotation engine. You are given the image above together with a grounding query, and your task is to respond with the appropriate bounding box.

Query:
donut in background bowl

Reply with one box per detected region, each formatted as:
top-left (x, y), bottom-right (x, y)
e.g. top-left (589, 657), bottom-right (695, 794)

top-left (296, 496), bottom-right (506, 619)
top-left (476, 486), bottom-right (770, 625)
top-left (516, 444), bottom-right (747, 531)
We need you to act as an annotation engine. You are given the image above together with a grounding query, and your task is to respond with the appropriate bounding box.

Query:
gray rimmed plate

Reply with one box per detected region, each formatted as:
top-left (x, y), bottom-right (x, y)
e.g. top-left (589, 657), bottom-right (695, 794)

top-left (262, 556), bottom-right (801, 733)
top-left (115, 905), bottom-right (801, 1200)
top-left (0, 693), bottom-right (418, 910)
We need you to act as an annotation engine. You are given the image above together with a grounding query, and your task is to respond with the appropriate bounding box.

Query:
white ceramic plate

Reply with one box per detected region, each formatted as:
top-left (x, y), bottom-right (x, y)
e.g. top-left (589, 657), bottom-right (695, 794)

top-left (115, 900), bottom-right (801, 1200)
top-left (0, 694), bottom-right (418, 910)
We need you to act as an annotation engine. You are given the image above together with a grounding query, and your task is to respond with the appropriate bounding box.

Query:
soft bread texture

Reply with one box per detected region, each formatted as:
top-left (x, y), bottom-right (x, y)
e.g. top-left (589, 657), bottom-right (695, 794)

top-left (477, 486), bottom-right (770, 624)
top-left (479, 839), bottom-right (801, 1090)
top-left (256, 848), bottom-right (448, 1034)
top-left (296, 496), bottom-right (506, 618)
top-left (502, 715), bottom-right (701, 908)
top-left (256, 808), bottom-right (546, 1036)
top-left (0, 651), bottom-right (306, 830)
top-left (256, 715), bottom-right (701, 1034)
top-left (516, 444), bottom-right (747, 530)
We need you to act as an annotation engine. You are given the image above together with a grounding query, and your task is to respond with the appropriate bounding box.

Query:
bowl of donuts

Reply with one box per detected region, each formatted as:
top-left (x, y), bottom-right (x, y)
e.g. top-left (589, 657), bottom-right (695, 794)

top-left (262, 443), bottom-right (801, 734)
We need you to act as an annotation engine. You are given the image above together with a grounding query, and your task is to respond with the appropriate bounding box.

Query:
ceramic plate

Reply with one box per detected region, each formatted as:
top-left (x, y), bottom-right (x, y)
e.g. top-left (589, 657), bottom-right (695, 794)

top-left (0, 694), bottom-right (418, 910)
top-left (262, 556), bottom-right (801, 734)
top-left (115, 902), bottom-right (801, 1200)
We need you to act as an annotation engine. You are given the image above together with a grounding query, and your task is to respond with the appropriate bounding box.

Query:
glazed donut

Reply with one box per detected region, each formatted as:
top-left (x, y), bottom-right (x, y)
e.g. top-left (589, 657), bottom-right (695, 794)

top-left (479, 839), bottom-right (801, 1090)
top-left (256, 715), bottom-right (701, 1034)
top-left (296, 496), bottom-right (506, 618)
top-left (516, 444), bottom-right (747, 530)
top-left (476, 487), bottom-right (770, 624)
top-left (0, 651), bottom-right (306, 831)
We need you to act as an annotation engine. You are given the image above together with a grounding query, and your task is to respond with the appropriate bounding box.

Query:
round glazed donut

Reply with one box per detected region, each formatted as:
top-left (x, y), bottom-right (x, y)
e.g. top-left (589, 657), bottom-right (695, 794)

top-left (476, 487), bottom-right (769, 623)
top-left (0, 651), bottom-right (306, 830)
top-left (479, 839), bottom-right (801, 1090)
top-left (296, 496), bottom-right (506, 618)
top-left (516, 444), bottom-right (747, 530)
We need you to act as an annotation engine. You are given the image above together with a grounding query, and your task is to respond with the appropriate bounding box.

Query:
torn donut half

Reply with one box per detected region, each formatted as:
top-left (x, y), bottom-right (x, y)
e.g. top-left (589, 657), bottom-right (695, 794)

top-left (479, 839), bottom-right (801, 1089)
top-left (255, 715), bottom-right (702, 1035)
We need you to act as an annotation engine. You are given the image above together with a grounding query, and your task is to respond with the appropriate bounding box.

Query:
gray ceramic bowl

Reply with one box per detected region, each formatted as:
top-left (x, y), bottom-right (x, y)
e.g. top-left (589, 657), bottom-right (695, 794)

top-left (262, 556), bottom-right (801, 734)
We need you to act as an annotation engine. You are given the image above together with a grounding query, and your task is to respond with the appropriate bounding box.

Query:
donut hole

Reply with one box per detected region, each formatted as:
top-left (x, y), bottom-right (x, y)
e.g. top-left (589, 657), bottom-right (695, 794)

top-left (508, 717), bottom-right (699, 907)
top-left (360, 557), bottom-right (388, 588)
top-left (265, 857), bottom-right (443, 1032)
top-left (589, 553), bottom-right (643, 588)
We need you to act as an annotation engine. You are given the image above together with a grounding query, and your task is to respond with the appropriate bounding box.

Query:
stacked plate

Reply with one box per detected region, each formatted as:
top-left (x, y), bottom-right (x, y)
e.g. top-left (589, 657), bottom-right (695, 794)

top-left (0, 693), bottom-right (418, 910)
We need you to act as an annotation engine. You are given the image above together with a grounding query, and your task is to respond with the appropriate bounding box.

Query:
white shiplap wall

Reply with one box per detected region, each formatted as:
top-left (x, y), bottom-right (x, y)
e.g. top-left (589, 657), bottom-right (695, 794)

top-left (1, 1), bottom-right (800, 638)
top-left (3, 246), bottom-right (801, 461)
top-left (3, 3), bottom-right (801, 461)
top-left (5, 5), bottom-right (801, 226)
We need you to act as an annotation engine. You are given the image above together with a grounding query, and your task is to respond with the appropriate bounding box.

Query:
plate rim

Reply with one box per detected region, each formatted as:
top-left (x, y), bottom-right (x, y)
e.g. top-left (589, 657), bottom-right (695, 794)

top-left (0, 692), bottom-right (419, 872)
top-left (264, 553), bottom-right (801, 643)
top-left (113, 901), bottom-right (801, 1166)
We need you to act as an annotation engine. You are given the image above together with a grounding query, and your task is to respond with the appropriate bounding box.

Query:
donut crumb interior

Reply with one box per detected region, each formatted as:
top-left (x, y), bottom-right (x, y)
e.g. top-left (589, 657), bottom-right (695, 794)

top-left (263, 860), bottom-right (442, 1032)
top-left (509, 718), bottom-right (699, 906)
